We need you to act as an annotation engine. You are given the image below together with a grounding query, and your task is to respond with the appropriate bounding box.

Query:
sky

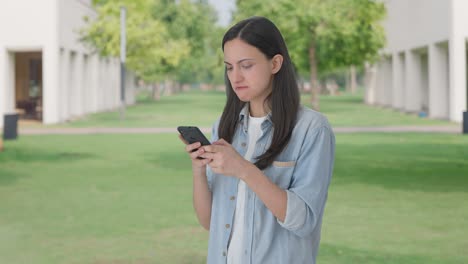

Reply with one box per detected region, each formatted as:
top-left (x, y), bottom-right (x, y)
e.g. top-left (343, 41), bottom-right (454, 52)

top-left (207, 0), bottom-right (236, 27)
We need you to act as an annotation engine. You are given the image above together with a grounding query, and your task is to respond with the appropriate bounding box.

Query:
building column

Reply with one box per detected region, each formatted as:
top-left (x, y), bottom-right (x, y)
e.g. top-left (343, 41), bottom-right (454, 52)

top-left (392, 52), bottom-right (405, 109)
top-left (43, 45), bottom-right (60, 124)
top-left (75, 53), bottom-right (84, 116)
top-left (59, 48), bottom-right (69, 121)
top-left (448, 37), bottom-right (467, 122)
top-left (383, 57), bottom-right (393, 106)
top-left (111, 58), bottom-right (118, 109)
top-left (0, 49), bottom-right (5, 127)
top-left (405, 50), bottom-right (422, 112)
top-left (69, 52), bottom-right (77, 117)
top-left (89, 54), bottom-right (99, 113)
top-left (364, 62), bottom-right (377, 105)
top-left (375, 60), bottom-right (385, 105)
top-left (429, 43), bottom-right (450, 119)
top-left (0, 49), bottom-right (16, 128)
top-left (114, 59), bottom-right (120, 108)
top-left (449, 0), bottom-right (468, 122)
top-left (420, 51), bottom-right (429, 113)
top-left (98, 58), bottom-right (105, 111)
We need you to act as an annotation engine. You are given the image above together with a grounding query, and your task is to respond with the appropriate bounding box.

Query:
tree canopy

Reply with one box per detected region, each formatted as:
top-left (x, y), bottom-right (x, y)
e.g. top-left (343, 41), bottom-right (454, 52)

top-left (234, 0), bottom-right (386, 108)
top-left (81, 0), bottom-right (223, 85)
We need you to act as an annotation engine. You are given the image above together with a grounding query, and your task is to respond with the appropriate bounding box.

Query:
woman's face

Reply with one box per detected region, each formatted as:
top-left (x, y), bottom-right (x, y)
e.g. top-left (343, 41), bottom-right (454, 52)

top-left (223, 38), bottom-right (281, 106)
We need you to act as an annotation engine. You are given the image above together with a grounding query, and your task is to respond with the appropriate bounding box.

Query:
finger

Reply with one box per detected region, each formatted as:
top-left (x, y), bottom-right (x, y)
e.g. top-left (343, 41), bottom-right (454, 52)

top-left (202, 144), bottom-right (223, 153)
top-left (199, 152), bottom-right (215, 160)
top-left (192, 158), bottom-right (209, 167)
top-left (201, 158), bottom-right (212, 165)
top-left (189, 147), bottom-right (205, 160)
top-left (185, 142), bottom-right (201, 153)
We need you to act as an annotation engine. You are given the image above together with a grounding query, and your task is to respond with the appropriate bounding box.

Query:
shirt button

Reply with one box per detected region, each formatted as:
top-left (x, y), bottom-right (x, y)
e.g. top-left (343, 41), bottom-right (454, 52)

top-left (230, 196), bottom-right (235, 201)
top-left (241, 142), bottom-right (246, 147)
top-left (223, 251), bottom-right (226, 256)
top-left (225, 224), bottom-right (230, 229)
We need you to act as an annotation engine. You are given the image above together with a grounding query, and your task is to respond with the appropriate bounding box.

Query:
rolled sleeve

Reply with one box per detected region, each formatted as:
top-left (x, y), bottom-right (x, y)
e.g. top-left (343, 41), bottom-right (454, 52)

top-left (283, 125), bottom-right (335, 237)
top-left (277, 190), bottom-right (307, 230)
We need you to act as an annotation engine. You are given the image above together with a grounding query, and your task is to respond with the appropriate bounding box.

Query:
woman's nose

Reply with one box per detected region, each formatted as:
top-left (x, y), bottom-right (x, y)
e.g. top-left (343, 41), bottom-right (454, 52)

top-left (232, 67), bottom-right (244, 83)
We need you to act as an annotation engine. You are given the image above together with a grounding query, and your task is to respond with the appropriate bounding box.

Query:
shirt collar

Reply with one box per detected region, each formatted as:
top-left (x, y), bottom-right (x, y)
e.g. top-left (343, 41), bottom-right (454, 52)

top-left (239, 103), bottom-right (273, 132)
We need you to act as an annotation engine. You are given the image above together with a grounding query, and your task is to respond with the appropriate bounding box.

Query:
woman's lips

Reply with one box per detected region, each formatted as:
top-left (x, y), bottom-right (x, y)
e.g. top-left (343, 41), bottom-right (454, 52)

top-left (235, 86), bottom-right (248, 90)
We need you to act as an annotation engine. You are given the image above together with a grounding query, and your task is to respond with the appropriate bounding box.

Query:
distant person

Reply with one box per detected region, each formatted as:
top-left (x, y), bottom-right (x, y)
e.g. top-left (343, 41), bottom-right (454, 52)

top-left (179, 16), bottom-right (335, 264)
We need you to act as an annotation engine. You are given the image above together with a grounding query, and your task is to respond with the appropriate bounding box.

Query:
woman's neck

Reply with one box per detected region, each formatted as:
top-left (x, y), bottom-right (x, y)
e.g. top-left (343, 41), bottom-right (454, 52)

top-left (249, 102), bottom-right (270, 117)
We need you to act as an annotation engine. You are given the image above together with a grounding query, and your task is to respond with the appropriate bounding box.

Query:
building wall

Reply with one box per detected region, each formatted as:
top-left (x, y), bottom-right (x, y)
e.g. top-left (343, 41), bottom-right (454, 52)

top-left (0, 0), bottom-right (136, 128)
top-left (382, 0), bottom-right (451, 53)
top-left (368, 0), bottom-right (468, 122)
top-left (0, 0), bottom-right (57, 126)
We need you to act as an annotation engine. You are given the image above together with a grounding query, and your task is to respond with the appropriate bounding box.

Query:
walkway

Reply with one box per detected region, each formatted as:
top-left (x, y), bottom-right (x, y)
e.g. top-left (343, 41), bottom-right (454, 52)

top-left (18, 125), bottom-right (462, 135)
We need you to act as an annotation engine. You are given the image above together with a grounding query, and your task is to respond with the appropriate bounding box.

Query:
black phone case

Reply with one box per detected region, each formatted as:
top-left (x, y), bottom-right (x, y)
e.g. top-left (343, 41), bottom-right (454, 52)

top-left (177, 126), bottom-right (211, 146)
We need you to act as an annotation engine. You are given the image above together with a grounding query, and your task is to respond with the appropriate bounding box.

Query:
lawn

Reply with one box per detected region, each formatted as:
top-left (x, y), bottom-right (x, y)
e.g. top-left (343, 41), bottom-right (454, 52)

top-left (27, 89), bottom-right (457, 128)
top-left (1, 133), bottom-right (467, 264)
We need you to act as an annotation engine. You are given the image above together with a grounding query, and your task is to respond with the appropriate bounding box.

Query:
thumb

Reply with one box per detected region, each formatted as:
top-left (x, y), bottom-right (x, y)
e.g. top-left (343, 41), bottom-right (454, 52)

top-left (213, 138), bottom-right (229, 146)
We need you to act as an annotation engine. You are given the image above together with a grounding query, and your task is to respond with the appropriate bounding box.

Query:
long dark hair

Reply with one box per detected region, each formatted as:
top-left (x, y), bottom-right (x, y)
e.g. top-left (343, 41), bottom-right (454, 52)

top-left (219, 16), bottom-right (300, 170)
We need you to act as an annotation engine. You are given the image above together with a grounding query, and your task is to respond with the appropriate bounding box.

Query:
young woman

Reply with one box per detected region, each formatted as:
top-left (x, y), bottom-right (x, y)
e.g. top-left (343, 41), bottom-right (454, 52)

top-left (179, 16), bottom-right (335, 264)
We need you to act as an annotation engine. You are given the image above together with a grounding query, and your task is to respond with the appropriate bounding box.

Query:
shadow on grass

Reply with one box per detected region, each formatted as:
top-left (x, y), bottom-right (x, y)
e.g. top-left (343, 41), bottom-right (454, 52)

top-left (0, 168), bottom-right (26, 185)
top-left (144, 150), bottom-right (191, 171)
top-left (0, 146), bottom-right (97, 185)
top-left (0, 147), bottom-right (96, 163)
top-left (319, 243), bottom-right (461, 264)
top-left (333, 141), bottom-right (468, 193)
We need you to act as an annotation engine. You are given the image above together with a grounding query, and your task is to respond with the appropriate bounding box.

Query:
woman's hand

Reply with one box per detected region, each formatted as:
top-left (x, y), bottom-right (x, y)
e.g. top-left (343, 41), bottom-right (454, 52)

top-left (201, 139), bottom-right (252, 179)
top-left (179, 134), bottom-right (211, 169)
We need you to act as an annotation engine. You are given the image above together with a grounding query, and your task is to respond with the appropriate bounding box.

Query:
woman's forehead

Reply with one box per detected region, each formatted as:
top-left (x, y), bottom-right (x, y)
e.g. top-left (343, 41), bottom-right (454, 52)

top-left (223, 39), bottom-right (264, 62)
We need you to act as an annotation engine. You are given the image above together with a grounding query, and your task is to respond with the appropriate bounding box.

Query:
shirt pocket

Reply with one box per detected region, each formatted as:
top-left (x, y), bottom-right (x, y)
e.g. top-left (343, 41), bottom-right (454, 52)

top-left (263, 160), bottom-right (296, 189)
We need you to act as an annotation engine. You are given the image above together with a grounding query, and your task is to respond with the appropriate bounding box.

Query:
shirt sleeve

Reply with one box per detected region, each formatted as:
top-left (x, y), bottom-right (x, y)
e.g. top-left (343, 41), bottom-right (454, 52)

top-left (206, 118), bottom-right (221, 191)
top-left (278, 125), bottom-right (335, 237)
top-left (277, 190), bottom-right (307, 229)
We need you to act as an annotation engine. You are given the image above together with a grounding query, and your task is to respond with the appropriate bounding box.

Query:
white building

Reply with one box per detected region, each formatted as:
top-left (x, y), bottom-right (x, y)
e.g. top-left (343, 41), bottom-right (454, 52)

top-left (366, 0), bottom-right (468, 123)
top-left (0, 0), bottom-right (136, 127)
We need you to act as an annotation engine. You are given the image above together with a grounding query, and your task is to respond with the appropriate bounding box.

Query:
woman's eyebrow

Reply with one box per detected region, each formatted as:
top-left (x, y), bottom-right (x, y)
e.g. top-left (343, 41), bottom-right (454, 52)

top-left (224, 58), bottom-right (255, 65)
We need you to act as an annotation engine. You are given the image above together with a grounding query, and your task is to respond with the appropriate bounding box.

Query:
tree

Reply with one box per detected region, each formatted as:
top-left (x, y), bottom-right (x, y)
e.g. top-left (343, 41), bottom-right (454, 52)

top-left (82, 0), bottom-right (225, 99)
top-left (152, 0), bottom-right (224, 87)
top-left (81, 0), bottom-right (189, 99)
top-left (234, 0), bottom-right (386, 109)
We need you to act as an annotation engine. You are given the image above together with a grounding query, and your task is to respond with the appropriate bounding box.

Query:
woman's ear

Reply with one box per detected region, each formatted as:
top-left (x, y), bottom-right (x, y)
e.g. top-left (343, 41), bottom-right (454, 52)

top-left (271, 54), bottom-right (284, 74)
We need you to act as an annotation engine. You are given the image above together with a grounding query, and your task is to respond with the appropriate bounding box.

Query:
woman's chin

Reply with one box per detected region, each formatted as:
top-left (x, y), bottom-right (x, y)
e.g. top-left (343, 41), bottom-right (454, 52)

top-left (235, 93), bottom-right (251, 102)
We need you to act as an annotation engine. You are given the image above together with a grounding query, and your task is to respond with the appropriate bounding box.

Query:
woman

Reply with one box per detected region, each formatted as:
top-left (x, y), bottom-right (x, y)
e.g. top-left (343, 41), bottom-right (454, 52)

top-left (180, 16), bottom-right (335, 264)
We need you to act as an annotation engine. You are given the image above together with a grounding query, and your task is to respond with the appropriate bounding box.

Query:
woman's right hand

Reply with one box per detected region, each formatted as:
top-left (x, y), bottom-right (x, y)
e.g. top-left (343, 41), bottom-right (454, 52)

top-left (179, 134), bottom-right (211, 168)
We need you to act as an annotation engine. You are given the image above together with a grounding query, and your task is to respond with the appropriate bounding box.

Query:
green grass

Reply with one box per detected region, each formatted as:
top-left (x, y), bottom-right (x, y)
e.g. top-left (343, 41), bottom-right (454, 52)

top-left (2, 90), bottom-right (466, 263)
top-left (315, 93), bottom-right (456, 127)
top-left (1, 133), bottom-right (468, 263)
top-left (55, 90), bottom-right (226, 128)
top-left (28, 90), bottom-right (456, 128)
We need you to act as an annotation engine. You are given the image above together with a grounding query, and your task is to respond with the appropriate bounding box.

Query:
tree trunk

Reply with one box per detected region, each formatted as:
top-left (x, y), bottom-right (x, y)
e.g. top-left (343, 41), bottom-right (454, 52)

top-left (345, 68), bottom-right (351, 93)
top-left (152, 83), bottom-right (160, 101)
top-left (350, 65), bottom-right (357, 94)
top-left (309, 41), bottom-right (320, 110)
top-left (164, 78), bottom-right (173, 96)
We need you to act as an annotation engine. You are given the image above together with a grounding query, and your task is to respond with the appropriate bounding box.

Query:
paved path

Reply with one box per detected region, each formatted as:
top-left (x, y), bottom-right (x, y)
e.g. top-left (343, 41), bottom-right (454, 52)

top-left (18, 125), bottom-right (462, 135)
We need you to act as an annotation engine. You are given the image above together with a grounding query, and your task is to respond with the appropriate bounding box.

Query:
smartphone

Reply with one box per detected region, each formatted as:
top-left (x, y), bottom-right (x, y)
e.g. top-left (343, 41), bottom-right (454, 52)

top-left (177, 126), bottom-right (211, 146)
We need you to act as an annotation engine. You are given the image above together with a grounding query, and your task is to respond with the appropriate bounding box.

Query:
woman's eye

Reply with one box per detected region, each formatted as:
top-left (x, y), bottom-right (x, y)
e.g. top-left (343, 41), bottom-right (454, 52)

top-left (226, 67), bottom-right (233, 72)
top-left (241, 64), bottom-right (252, 69)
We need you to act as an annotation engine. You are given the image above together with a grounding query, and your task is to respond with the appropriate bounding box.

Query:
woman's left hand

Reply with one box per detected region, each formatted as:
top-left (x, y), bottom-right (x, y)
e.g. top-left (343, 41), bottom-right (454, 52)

top-left (201, 138), bottom-right (251, 178)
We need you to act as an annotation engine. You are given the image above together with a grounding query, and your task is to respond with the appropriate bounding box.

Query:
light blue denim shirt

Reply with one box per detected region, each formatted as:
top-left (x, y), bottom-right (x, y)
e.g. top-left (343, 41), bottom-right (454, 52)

top-left (205, 104), bottom-right (335, 264)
